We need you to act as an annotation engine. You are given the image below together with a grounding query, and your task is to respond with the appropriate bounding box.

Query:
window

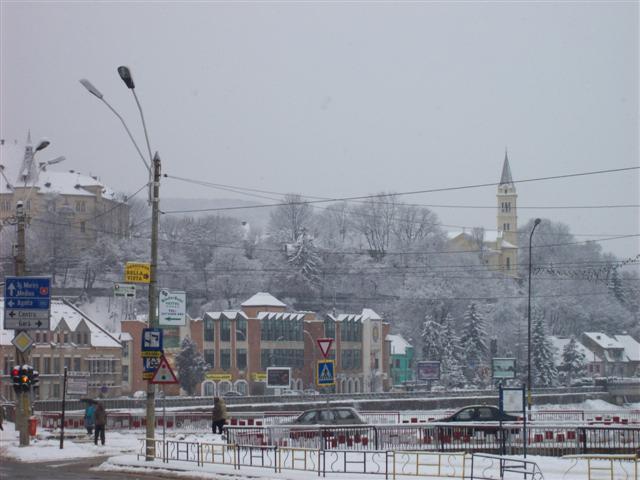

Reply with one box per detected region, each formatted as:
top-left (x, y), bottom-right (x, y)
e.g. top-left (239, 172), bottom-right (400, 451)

top-left (53, 384), bottom-right (60, 398)
top-left (204, 349), bottom-right (215, 368)
top-left (83, 332), bottom-right (89, 345)
top-left (236, 349), bottom-right (247, 369)
top-left (204, 318), bottom-right (215, 341)
top-left (236, 317), bottom-right (247, 342)
top-left (506, 257), bottom-right (511, 270)
top-left (324, 316), bottom-right (335, 338)
top-left (163, 327), bottom-right (180, 348)
top-left (341, 349), bottom-right (362, 370)
top-left (122, 342), bottom-right (129, 358)
top-left (74, 357), bottom-right (81, 371)
top-left (35, 332), bottom-right (41, 343)
top-left (122, 365), bottom-right (129, 381)
top-left (395, 359), bottom-right (400, 368)
top-left (32, 357), bottom-right (40, 372)
top-left (64, 357), bottom-right (71, 369)
top-left (64, 333), bottom-right (69, 344)
top-left (80, 221), bottom-right (86, 233)
top-left (53, 358), bottom-right (61, 373)
top-left (43, 357), bottom-right (51, 374)
top-left (221, 317), bottom-right (231, 342)
top-left (260, 349), bottom-right (304, 369)
top-left (221, 349), bottom-right (231, 370)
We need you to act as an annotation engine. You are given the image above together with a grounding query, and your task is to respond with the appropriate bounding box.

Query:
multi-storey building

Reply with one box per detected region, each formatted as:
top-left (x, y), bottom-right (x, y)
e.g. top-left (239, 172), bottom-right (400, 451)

top-left (0, 298), bottom-right (124, 401)
top-left (0, 134), bottom-right (129, 247)
top-left (122, 292), bottom-right (391, 396)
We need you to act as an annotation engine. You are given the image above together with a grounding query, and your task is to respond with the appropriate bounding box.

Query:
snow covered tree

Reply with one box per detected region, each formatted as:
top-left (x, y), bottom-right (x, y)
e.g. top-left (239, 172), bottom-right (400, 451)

top-left (608, 267), bottom-right (625, 303)
top-left (440, 315), bottom-right (466, 388)
top-left (269, 193), bottom-right (314, 242)
top-left (421, 314), bottom-right (444, 360)
top-left (531, 308), bottom-right (558, 387)
top-left (287, 229), bottom-right (322, 288)
top-left (459, 302), bottom-right (489, 386)
top-left (175, 337), bottom-right (208, 396)
top-left (560, 336), bottom-right (586, 384)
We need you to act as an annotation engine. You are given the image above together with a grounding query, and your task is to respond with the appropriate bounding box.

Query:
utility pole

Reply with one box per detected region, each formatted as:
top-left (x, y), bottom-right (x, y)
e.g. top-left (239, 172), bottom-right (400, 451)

top-left (13, 200), bottom-right (30, 446)
top-left (145, 153), bottom-right (161, 460)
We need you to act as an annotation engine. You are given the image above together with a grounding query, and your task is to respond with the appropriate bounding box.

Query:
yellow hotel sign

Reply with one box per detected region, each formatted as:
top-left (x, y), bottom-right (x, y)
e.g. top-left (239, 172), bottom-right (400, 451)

top-left (206, 373), bottom-right (232, 381)
top-left (251, 372), bottom-right (267, 382)
top-left (125, 262), bottom-right (151, 284)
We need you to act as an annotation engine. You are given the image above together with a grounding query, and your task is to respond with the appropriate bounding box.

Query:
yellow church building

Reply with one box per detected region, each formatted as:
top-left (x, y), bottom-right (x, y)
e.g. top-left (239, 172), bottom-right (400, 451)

top-left (448, 152), bottom-right (519, 276)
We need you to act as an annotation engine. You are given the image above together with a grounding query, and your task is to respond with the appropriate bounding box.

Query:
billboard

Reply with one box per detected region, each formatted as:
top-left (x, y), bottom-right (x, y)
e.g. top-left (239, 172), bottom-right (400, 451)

top-left (266, 367), bottom-right (291, 388)
top-left (416, 361), bottom-right (440, 381)
top-left (492, 358), bottom-right (516, 379)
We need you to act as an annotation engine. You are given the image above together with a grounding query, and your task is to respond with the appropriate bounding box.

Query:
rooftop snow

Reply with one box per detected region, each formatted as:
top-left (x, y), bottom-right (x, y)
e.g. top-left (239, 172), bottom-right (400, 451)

top-left (241, 292), bottom-right (286, 308)
top-left (361, 308), bottom-right (382, 320)
top-left (0, 298), bottom-right (122, 348)
top-left (386, 334), bottom-right (412, 355)
top-left (613, 335), bottom-right (640, 362)
top-left (583, 332), bottom-right (624, 350)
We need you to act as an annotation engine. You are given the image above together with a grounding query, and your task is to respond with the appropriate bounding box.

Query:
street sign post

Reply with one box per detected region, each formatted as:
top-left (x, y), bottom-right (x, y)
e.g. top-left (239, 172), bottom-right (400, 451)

top-left (492, 357), bottom-right (517, 379)
top-left (316, 360), bottom-right (335, 387)
top-left (150, 356), bottom-right (179, 384)
top-left (142, 328), bottom-right (163, 353)
top-left (67, 373), bottom-right (89, 396)
top-left (11, 331), bottom-right (34, 353)
top-left (416, 361), bottom-right (441, 381)
top-left (158, 289), bottom-right (186, 326)
top-left (3, 277), bottom-right (51, 330)
top-left (124, 262), bottom-right (151, 284)
top-left (114, 283), bottom-right (136, 298)
top-left (316, 338), bottom-right (333, 358)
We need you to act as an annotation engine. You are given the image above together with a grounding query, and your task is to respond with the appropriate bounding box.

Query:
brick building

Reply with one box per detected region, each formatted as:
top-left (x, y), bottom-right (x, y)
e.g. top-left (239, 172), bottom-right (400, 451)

top-left (122, 292), bottom-right (391, 396)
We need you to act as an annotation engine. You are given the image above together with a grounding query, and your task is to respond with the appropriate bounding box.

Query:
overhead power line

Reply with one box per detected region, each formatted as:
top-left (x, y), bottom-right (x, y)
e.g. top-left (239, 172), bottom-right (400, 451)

top-left (163, 165), bottom-right (639, 214)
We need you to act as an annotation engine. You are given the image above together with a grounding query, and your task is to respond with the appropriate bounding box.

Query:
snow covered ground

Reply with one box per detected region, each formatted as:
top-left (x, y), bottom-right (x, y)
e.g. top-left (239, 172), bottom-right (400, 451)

top-left (1, 400), bottom-right (638, 479)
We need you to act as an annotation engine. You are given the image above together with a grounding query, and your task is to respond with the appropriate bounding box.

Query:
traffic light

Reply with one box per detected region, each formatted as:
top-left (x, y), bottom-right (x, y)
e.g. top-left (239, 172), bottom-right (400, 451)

top-left (12, 365), bottom-right (34, 393)
top-left (11, 366), bottom-right (21, 391)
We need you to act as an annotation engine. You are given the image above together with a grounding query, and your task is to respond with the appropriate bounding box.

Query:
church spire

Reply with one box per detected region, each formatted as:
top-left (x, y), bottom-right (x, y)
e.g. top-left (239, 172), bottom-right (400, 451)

top-left (26, 130), bottom-right (32, 146)
top-left (499, 149), bottom-right (514, 187)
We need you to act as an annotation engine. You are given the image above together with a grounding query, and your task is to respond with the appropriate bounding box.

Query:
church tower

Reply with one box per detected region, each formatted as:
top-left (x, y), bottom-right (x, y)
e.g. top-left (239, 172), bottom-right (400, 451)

top-left (497, 151), bottom-right (518, 273)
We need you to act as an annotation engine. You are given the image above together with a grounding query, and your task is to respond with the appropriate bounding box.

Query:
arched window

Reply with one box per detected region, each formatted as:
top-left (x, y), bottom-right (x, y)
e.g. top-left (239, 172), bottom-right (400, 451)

top-left (353, 378), bottom-right (360, 393)
top-left (202, 381), bottom-right (215, 396)
top-left (506, 257), bottom-right (511, 270)
top-left (218, 380), bottom-right (232, 395)
top-left (234, 380), bottom-right (248, 395)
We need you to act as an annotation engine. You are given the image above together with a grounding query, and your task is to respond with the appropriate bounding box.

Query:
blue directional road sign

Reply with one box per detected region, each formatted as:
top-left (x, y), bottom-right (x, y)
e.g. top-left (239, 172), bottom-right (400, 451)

top-left (316, 360), bottom-right (335, 387)
top-left (3, 277), bottom-right (51, 330)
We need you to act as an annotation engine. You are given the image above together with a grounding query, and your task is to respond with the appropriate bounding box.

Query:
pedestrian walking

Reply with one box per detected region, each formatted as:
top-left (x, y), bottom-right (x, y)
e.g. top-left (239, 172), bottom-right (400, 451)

top-left (211, 397), bottom-right (228, 435)
top-left (0, 404), bottom-right (4, 431)
top-left (94, 401), bottom-right (107, 445)
top-left (84, 401), bottom-right (96, 435)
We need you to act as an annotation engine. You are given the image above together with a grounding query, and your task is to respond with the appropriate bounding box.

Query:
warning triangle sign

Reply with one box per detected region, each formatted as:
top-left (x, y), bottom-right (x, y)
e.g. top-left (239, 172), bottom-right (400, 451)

top-left (150, 355), bottom-right (179, 384)
top-left (317, 338), bottom-right (333, 358)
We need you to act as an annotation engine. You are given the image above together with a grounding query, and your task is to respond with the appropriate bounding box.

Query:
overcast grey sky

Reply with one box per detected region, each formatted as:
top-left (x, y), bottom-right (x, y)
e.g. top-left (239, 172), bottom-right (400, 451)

top-left (1, 1), bottom-right (638, 258)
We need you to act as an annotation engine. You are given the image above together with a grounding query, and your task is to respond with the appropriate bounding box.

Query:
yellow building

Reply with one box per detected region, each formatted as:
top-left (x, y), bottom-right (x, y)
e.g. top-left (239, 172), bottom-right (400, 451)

top-left (449, 152), bottom-right (518, 276)
top-left (0, 134), bottom-right (129, 245)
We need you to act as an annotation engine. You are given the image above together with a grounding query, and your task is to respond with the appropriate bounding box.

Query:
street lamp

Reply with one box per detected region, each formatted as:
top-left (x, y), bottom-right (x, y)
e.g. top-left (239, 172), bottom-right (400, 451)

top-left (81, 67), bottom-right (161, 461)
top-left (526, 218), bottom-right (542, 412)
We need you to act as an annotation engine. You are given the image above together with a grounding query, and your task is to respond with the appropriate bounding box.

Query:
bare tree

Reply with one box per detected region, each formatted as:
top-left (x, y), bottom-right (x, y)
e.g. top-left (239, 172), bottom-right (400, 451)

top-left (268, 193), bottom-right (314, 242)
top-left (351, 193), bottom-right (398, 260)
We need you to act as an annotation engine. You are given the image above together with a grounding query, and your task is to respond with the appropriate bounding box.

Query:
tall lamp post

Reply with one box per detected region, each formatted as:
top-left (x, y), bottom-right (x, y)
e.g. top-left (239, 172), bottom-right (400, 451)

top-left (526, 218), bottom-right (542, 412)
top-left (81, 67), bottom-right (160, 461)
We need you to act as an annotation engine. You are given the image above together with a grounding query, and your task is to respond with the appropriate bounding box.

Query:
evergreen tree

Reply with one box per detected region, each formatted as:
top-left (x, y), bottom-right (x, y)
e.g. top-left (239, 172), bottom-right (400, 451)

top-left (287, 229), bottom-right (322, 288)
top-left (531, 308), bottom-right (558, 387)
top-left (421, 314), bottom-right (444, 360)
top-left (459, 302), bottom-right (489, 386)
top-left (440, 315), bottom-right (466, 388)
top-left (560, 336), bottom-right (586, 383)
top-left (175, 337), bottom-right (208, 396)
top-left (608, 267), bottom-right (625, 303)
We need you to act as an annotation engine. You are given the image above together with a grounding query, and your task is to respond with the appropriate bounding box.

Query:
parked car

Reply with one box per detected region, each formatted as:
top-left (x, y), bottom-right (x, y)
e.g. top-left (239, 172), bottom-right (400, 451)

top-left (281, 389), bottom-right (302, 396)
top-left (222, 390), bottom-right (244, 397)
top-left (287, 407), bottom-right (366, 426)
top-left (437, 405), bottom-right (519, 436)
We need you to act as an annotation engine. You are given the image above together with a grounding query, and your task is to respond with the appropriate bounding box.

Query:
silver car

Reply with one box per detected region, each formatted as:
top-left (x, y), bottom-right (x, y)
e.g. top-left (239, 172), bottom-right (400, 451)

top-left (289, 407), bottom-right (365, 425)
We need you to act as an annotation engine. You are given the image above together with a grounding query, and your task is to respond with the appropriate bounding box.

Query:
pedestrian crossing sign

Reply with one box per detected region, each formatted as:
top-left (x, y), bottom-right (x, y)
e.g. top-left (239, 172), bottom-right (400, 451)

top-left (316, 360), bottom-right (335, 387)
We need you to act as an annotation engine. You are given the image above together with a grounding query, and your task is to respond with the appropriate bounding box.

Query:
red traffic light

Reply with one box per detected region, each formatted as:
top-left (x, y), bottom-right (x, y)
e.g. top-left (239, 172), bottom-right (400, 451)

top-left (11, 367), bottom-right (20, 377)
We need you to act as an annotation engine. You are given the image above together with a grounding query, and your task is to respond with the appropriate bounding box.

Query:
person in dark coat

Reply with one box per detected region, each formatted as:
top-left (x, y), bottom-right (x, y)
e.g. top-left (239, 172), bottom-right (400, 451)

top-left (94, 401), bottom-right (107, 445)
top-left (211, 397), bottom-right (228, 435)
